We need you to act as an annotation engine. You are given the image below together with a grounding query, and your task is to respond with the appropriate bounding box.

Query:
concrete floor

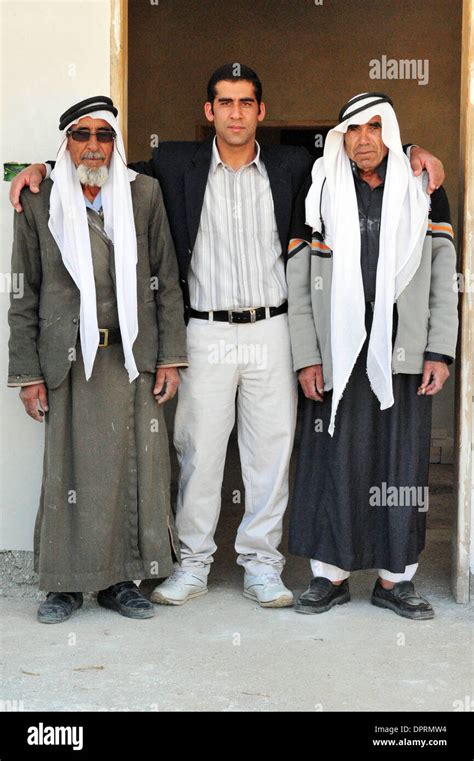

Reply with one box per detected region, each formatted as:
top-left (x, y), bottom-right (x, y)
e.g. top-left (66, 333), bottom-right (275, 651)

top-left (1, 436), bottom-right (472, 712)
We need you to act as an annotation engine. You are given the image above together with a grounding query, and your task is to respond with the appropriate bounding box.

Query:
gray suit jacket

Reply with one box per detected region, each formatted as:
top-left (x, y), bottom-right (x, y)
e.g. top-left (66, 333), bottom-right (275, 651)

top-left (8, 174), bottom-right (188, 389)
top-left (287, 180), bottom-right (458, 384)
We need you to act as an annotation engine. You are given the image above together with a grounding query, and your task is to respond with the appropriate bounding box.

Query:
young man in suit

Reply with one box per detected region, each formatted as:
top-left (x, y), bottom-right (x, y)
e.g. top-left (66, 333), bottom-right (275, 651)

top-left (134, 64), bottom-right (312, 607)
top-left (10, 66), bottom-right (444, 608)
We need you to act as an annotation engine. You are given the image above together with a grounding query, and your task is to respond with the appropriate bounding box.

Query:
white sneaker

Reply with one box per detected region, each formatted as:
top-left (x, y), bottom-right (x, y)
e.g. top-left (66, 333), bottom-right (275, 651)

top-left (243, 573), bottom-right (294, 608)
top-left (150, 569), bottom-right (208, 606)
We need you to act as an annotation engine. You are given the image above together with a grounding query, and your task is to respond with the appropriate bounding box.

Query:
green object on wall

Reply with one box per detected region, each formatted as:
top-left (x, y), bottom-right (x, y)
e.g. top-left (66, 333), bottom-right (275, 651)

top-left (4, 163), bottom-right (30, 182)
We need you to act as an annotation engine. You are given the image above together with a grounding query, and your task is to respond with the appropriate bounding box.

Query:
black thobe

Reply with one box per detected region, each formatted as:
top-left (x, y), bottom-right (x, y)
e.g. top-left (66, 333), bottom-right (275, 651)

top-left (289, 158), bottom-right (434, 573)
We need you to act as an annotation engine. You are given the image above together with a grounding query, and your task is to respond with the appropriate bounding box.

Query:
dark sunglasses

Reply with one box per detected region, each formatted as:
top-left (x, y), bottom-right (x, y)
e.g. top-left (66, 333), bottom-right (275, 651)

top-left (66, 128), bottom-right (117, 143)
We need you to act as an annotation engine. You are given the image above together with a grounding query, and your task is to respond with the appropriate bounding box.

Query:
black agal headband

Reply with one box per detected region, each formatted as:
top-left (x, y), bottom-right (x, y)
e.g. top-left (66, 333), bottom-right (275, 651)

top-left (338, 92), bottom-right (393, 125)
top-left (59, 96), bottom-right (118, 131)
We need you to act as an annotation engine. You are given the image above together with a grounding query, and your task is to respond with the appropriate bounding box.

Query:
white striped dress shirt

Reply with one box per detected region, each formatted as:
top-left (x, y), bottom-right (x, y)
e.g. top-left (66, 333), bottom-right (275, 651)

top-left (188, 138), bottom-right (288, 311)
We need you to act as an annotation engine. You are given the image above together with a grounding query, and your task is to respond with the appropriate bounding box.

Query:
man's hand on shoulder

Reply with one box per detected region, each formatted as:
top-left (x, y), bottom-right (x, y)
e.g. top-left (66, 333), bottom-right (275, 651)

top-left (9, 163), bottom-right (47, 212)
top-left (409, 147), bottom-right (444, 194)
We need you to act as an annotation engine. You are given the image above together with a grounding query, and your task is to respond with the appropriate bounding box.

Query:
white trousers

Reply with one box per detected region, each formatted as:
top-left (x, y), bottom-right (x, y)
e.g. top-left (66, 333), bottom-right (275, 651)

top-left (173, 314), bottom-right (298, 578)
top-left (310, 559), bottom-right (418, 583)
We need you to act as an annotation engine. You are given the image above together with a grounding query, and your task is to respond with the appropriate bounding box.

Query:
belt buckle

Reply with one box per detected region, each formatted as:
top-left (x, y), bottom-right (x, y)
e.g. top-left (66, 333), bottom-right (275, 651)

top-left (98, 328), bottom-right (109, 347)
top-left (228, 308), bottom-right (257, 324)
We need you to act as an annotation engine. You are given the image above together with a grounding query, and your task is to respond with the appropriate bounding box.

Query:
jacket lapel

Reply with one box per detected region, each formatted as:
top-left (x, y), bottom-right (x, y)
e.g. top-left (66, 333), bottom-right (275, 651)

top-left (184, 139), bottom-right (213, 260)
top-left (261, 146), bottom-right (292, 254)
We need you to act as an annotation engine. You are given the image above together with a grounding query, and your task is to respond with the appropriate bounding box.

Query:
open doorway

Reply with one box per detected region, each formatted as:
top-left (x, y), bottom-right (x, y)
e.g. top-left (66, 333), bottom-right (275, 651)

top-left (112, 0), bottom-right (471, 601)
top-left (197, 122), bottom-right (333, 161)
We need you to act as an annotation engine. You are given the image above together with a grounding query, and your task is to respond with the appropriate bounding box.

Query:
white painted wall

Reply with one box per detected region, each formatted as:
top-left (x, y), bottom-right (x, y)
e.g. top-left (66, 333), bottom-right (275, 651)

top-left (0, 0), bottom-right (110, 549)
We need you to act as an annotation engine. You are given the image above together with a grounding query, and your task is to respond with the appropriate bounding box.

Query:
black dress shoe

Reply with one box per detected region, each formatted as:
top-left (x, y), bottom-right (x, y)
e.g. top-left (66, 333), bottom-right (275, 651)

top-left (371, 579), bottom-right (434, 620)
top-left (295, 576), bottom-right (350, 614)
top-left (97, 581), bottom-right (155, 619)
top-left (37, 592), bottom-right (83, 624)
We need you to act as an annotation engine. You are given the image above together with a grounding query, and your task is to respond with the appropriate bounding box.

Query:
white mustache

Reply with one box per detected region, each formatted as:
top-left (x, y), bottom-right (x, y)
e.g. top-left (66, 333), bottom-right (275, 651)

top-left (81, 151), bottom-right (105, 160)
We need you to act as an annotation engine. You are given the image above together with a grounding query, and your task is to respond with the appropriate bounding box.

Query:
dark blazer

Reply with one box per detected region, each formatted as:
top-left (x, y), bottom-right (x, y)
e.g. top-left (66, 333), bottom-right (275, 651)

top-left (129, 138), bottom-right (313, 322)
top-left (8, 174), bottom-right (188, 389)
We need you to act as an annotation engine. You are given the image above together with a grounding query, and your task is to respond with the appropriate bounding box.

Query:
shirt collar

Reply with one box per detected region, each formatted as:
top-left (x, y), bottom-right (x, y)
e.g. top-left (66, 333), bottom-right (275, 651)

top-left (351, 153), bottom-right (388, 185)
top-left (211, 136), bottom-right (265, 176)
top-left (83, 190), bottom-right (103, 212)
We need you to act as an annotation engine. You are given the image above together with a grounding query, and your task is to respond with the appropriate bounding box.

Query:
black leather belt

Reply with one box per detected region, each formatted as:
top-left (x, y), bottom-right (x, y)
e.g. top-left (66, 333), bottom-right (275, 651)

top-left (98, 328), bottom-right (121, 347)
top-left (189, 302), bottom-right (288, 324)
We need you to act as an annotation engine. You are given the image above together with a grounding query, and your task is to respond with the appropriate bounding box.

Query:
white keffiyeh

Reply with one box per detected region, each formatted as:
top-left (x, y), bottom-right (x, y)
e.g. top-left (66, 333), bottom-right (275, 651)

top-left (48, 110), bottom-right (139, 382)
top-left (305, 94), bottom-right (429, 435)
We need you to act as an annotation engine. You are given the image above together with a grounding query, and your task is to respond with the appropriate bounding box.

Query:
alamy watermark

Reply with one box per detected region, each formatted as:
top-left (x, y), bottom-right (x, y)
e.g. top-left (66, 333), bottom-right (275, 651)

top-left (369, 55), bottom-right (429, 86)
top-left (27, 722), bottom-right (83, 751)
top-left (0, 272), bottom-right (24, 299)
top-left (369, 482), bottom-right (429, 512)
top-left (208, 340), bottom-right (268, 370)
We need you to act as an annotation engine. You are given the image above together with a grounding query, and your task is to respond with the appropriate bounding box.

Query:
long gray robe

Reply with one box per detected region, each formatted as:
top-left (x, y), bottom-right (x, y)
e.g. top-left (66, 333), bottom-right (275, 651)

top-left (34, 211), bottom-right (180, 591)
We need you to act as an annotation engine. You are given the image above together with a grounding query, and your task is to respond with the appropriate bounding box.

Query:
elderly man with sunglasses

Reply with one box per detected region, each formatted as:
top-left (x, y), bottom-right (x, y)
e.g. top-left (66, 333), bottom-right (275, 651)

top-left (8, 96), bottom-right (188, 623)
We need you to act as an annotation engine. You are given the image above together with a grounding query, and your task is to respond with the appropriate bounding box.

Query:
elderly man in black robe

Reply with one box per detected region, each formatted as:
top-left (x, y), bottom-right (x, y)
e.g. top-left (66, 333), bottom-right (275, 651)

top-left (287, 92), bottom-right (458, 619)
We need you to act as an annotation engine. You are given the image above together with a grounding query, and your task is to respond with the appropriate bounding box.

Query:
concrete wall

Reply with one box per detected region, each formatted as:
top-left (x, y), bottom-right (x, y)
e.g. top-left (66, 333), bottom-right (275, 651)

top-left (0, 0), bottom-right (111, 550)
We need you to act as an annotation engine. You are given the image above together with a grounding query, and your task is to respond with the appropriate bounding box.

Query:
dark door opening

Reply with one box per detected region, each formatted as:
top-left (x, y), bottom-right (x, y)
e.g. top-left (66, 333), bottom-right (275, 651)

top-left (196, 123), bottom-right (333, 160)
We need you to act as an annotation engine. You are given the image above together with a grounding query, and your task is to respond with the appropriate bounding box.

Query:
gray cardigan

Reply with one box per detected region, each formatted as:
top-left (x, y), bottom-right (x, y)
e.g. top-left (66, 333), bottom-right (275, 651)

top-left (287, 181), bottom-right (458, 385)
top-left (8, 174), bottom-right (188, 389)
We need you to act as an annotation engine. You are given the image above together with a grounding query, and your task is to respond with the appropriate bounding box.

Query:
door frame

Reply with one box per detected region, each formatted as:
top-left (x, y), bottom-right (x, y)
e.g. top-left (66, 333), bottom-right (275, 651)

top-left (111, 0), bottom-right (473, 601)
top-left (110, 0), bottom-right (128, 149)
top-left (453, 0), bottom-right (473, 603)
